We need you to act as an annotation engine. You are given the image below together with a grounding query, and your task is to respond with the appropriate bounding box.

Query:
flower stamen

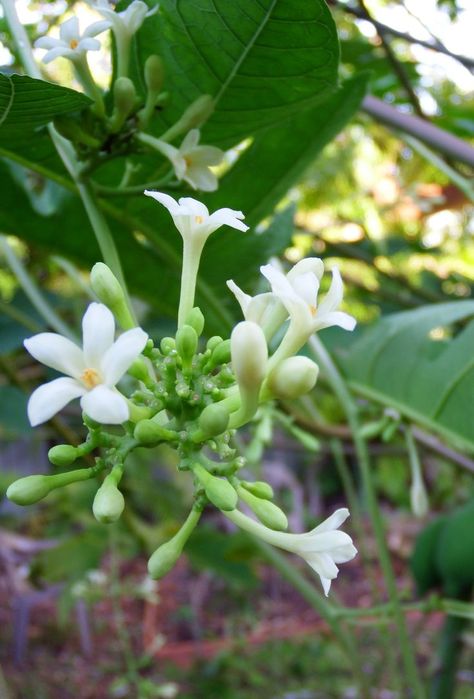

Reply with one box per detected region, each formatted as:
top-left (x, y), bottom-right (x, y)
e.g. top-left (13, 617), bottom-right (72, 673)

top-left (195, 215), bottom-right (204, 224)
top-left (69, 39), bottom-right (79, 49)
top-left (81, 368), bottom-right (101, 389)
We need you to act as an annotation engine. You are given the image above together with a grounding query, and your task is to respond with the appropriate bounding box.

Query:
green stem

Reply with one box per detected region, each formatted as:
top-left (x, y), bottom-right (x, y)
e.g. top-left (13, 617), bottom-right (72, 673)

top-left (431, 615), bottom-right (467, 699)
top-left (73, 57), bottom-right (105, 117)
top-left (309, 335), bottom-right (426, 699)
top-left (0, 235), bottom-right (77, 340)
top-left (93, 172), bottom-right (174, 197)
top-left (178, 238), bottom-right (203, 328)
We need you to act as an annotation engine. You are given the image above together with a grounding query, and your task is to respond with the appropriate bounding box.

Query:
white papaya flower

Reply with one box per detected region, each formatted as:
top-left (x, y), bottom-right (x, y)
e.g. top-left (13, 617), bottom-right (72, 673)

top-left (226, 507), bottom-right (357, 596)
top-left (94, 0), bottom-right (150, 39)
top-left (35, 16), bottom-right (110, 64)
top-left (151, 130), bottom-right (225, 192)
top-left (261, 258), bottom-right (356, 367)
top-left (144, 191), bottom-right (248, 246)
top-left (24, 303), bottom-right (148, 426)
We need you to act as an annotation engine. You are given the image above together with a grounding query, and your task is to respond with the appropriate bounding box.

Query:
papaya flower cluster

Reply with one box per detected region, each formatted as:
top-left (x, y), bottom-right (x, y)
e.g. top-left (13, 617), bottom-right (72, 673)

top-left (7, 192), bottom-right (357, 595)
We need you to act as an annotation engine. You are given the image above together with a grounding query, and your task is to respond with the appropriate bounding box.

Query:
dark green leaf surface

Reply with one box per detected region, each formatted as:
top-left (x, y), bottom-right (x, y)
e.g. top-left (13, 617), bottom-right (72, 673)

top-left (0, 74), bottom-right (91, 141)
top-left (340, 301), bottom-right (474, 451)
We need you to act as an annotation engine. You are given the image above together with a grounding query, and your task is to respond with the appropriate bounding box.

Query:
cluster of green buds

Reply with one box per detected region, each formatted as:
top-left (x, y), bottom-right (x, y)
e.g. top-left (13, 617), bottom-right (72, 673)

top-left (7, 191), bottom-right (358, 595)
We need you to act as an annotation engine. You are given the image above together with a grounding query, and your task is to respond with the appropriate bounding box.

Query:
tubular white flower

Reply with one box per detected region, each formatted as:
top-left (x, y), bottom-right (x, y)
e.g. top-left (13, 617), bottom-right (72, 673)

top-left (151, 130), bottom-right (225, 192)
top-left (94, 0), bottom-right (150, 39)
top-left (226, 279), bottom-right (283, 337)
top-left (24, 303), bottom-right (148, 426)
top-left (144, 191), bottom-right (249, 326)
top-left (261, 258), bottom-right (356, 368)
top-left (225, 507), bottom-right (357, 596)
top-left (35, 16), bottom-right (110, 64)
top-left (227, 321), bottom-right (268, 429)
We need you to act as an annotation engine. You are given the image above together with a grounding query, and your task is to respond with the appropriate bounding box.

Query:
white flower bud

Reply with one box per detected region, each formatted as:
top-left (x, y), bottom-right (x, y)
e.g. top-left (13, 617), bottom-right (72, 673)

top-left (267, 356), bottom-right (319, 400)
top-left (231, 321), bottom-right (267, 390)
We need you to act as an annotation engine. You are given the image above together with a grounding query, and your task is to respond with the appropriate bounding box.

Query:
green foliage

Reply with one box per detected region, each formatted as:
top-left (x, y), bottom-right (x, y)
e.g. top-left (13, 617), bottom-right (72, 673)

top-left (340, 301), bottom-right (474, 451)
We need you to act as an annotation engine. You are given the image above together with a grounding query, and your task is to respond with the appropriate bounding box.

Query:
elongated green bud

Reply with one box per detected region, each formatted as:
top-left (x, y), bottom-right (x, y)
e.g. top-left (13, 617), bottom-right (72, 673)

top-left (134, 419), bottom-right (177, 446)
top-left (148, 507), bottom-right (202, 579)
top-left (175, 324), bottom-right (198, 369)
top-left (144, 54), bottom-right (165, 93)
top-left (162, 95), bottom-right (214, 141)
top-left (267, 356), bottom-right (319, 400)
top-left (288, 424), bottom-right (320, 452)
top-left (192, 403), bottom-right (230, 441)
top-left (185, 307), bottom-right (205, 336)
top-left (148, 537), bottom-right (183, 579)
top-left (114, 77), bottom-right (136, 116)
top-left (127, 358), bottom-right (150, 382)
top-left (90, 263), bottom-right (135, 329)
top-left (240, 480), bottom-right (274, 500)
top-left (7, 468), bottom-right (93, 506)
top-left (207, 336), bottom-right (223, 352)
top-left (160, 337), bottom-right (176, 355)
top-left (238, 486), bottom-right (288, 531)
top-left (48, 444), bottom-right (78, 467)
top-left (193, 463), bottom-right (237, 511)
top-left (210, 339), bottom-right (231, 367)
top-left (382, 420), bottom-right (399, 442)
top-left (93, 475), bottom-right (125, 523)
top-left (359, 418), bottom-right (388, 440)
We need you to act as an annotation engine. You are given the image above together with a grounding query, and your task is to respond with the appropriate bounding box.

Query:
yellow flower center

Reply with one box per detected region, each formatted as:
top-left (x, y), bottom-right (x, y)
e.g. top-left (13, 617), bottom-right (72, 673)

top-left (81, 368), bottom-right (101, 389)
top-left (310, 305), bottom-right (317, 316)
top-left (69, 39), bottom-right (79, 49)
top-left (195, 216), bottom-right (204, 224)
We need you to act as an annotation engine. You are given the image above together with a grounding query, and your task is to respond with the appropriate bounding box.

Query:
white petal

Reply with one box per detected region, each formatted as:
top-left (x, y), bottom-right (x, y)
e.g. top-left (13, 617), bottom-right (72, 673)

top-left (206, 208), bottom-right (248, 233)
top-left (101, 327), bottom-right (148, 386)
top-left (24, 333), bottom-right (84, 378)
top-left (84, 20), bottom-right (111, 37)
top-left (42, 47), bottom-right (72, 63)
top-left (297, 530), bottom-right (354, 554)
top-left (288, 258), bottom-right (324, 282)
top-left (177, 197), bottom-right (209, 218)
top-left (306, 551), bottom-right (339, 580)
top-left (60, 17), bottom-right (79, 43)
top-left (331, 542), bottom-right (358, 564)
top-left (82, 303), bottom-right (115, 368)
top-left (35, 36), bottom-right (61, 49)
top-left (28, 377), bottom-right (85, 426)
top-left (77, 37), bottom-right (101, 52)
top-left (180, 129), bottom-right (200, 151)
top-left (261, 264), bottom-right (296, 300)
top-left (314, 311), bottom-right (356, 332)
top-left (291, 271), bottom-right (319, 307)
top-left (227, 280), bottom-right (251, 315)
top-left (186, 144), bottom-right (224, 166)
top-left (311, 508), bottom-right (350, 534)
top-left (144, 190), bottom-right (181, 214)
top-left (184, 166), bottom-right (218, 192)
top-left (80, 385), bottom-right (129, 424)
top-left (317, 267), bottom-right (344, 316)
top-left (125, 1), bottom-right (149, 32)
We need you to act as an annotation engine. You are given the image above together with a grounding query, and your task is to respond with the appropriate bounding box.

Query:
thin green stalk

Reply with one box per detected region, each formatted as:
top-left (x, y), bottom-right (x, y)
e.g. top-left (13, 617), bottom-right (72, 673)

top-left (309, 335), bottom-right (426, 699)
top-left (0, 235), bottom-right (77, 340)
top-left (253, 540), bottom-right (371, 699)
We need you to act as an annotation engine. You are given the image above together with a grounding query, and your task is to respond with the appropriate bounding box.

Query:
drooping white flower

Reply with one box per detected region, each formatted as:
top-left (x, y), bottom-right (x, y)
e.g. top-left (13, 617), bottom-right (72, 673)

top-left (144, 191), bottom-right (249, 246)
top-left (24, 303), bottom-right (148, 426)
top-left (93, 0), bottom-right (150, 40)
top-left (151, 130), bottom-right (225, 192)
top-left (260, 258), bottom-right (356, 367)
top-left (225, 507), bottom-right (357, 596)
top-left (35, 16), bottom-right (110, 64)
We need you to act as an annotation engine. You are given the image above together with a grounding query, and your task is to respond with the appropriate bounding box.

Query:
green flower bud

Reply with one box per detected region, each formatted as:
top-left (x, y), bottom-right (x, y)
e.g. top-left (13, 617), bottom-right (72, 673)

top-left (48, 444), bottom-right (78, 467)
top-left (7, 475), bottom-right (51, 505)
top-left (240, 480), bottom-right (274, 500)
top-left (90, 263), bottom-right (135, 329)
top-left (93, 475), bottom-right (125, 524)
top-left (113, 77), bottom-right (136, 117)
top-left (134, 419), bottom-right (177, 446)
top-left (197, 402), bottom-right (230, 439)
top-left (185, 307), bottom-right (205, 336)
top-left (175, 325), bottom-right (198, 364)
top-left (127, 358), bottom-right (150, 382)
top-left (382, 420), bottom-right (399, 443)
top-left (267, 356), bottom-right (319, 400)
top-left (238, 486), bottom-right (288, 531)
top-left (6, 468), bottom-right (93, 506)
top-left (180, 94), bottom-right (214, 129)
top-left (206, 336), bottom-right (223, 352)
top-left (205, 339), bottom-right (231, 371)
top-left (160, 337), bottom-right (176, 355)
top-left (359, 419), bottom-right (387, 440)
top-left (144, 55), bottom-right (165, 93)
top-left (193, 463), bottom-right (237, 511)
top-left (148, 537), bottom-right (183, 579)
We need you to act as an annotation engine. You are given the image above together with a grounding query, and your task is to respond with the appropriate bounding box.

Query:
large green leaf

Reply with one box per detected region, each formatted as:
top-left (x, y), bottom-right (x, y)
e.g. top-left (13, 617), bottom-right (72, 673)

top-left (0, 74), bottom-right (91, 141)
top-left (137, 0), bottom-right (339, 146)
top-left (339, 301), bottom-right (474, 452)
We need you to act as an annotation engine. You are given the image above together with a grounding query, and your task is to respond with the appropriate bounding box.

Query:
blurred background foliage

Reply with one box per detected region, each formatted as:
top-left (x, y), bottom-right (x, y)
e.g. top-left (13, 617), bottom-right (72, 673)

top-left (0, 0), bottom-right (473, 698)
